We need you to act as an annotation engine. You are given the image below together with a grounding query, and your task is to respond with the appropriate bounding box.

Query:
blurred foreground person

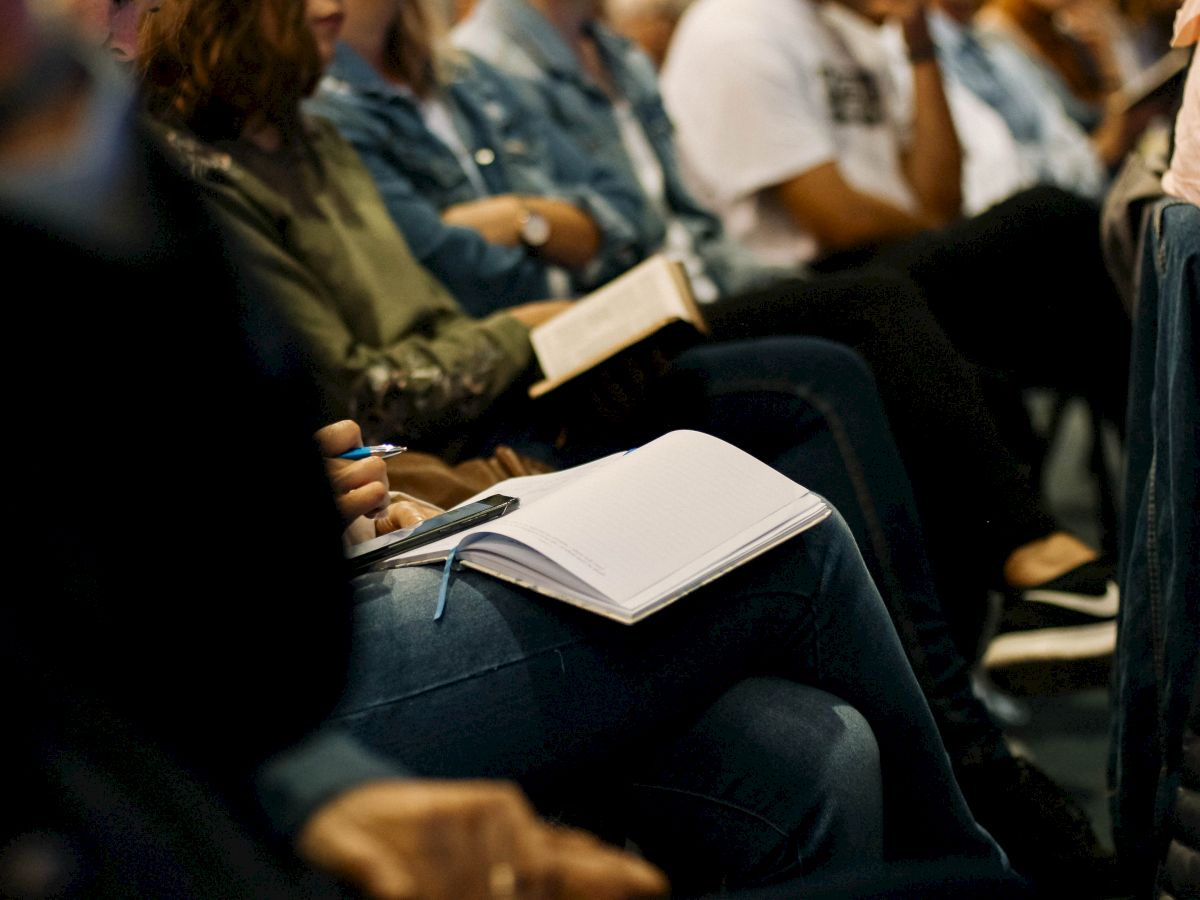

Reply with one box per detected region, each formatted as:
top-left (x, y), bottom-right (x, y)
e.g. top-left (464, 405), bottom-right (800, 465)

top-left (0, 6), bottom-right (665, 898)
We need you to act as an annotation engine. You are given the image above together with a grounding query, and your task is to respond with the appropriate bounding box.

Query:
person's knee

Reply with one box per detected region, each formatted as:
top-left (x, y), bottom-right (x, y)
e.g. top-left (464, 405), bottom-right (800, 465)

top-left (625, 678), bottom-right (883, 889)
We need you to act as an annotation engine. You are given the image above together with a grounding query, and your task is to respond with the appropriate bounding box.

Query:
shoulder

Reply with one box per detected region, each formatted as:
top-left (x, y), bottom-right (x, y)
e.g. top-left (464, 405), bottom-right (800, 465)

top-left (309, 76), bottom-right (400, 145)
top-left (595, 24), bottom-right (659, 87)
top-left (153, 125), bottom-right (238, 184)
top-left (454, 17), bottom-right (544, 82)
top-left (299, 115), bottom-right (386, 189)
top-left (457, 51), bottom-right (519, 96)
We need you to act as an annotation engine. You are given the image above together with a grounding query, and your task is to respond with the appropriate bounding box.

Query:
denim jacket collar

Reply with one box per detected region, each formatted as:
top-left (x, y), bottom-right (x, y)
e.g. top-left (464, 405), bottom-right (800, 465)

top-left (320, 43), bottom-right (515, 196)
top-left (324, 41), bottom-right (396, 100)
top-left (478, 0), bottom-right (587, 82)
top-left (474, 0), bottom-right (640, 102)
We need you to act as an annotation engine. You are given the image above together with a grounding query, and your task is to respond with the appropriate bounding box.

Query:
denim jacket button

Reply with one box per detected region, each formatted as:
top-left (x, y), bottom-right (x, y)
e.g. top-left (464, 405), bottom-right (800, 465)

top-left (474, 147), bottom-right (496, 166)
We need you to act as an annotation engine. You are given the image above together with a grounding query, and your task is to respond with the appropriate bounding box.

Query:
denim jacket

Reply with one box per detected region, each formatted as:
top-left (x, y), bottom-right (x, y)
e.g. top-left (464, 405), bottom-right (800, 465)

top-left (307, 44), bottom-right (646, 317)
top-left (454, 0), bottom-right (792, 296)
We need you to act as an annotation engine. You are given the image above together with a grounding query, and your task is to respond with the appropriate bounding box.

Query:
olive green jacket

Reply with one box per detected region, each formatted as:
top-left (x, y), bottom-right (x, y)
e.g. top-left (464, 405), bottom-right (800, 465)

top-left (161, 117), bottom-right (533, 444)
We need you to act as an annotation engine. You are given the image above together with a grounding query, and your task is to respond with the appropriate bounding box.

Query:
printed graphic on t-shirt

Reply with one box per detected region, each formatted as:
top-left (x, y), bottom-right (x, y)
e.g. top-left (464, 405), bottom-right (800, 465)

top-left (821, 66), bottom-right (884, 124)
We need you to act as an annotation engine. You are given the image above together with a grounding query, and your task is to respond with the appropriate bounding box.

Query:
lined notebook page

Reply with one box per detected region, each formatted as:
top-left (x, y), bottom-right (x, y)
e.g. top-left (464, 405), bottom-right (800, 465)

top-left (476, 431), bottom-right (818, 604)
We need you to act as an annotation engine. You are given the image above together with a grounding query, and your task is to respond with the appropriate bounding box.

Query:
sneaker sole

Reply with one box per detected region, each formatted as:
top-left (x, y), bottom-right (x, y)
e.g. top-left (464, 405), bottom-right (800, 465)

top-left (1021, 580), bottom-right (1119, 618)
top-left (984, 620), bottom-right (1116, 668)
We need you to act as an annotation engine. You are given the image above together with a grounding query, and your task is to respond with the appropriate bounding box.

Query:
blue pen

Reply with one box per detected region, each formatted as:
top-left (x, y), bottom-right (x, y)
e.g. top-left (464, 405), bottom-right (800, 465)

top-left (338, 444), bottom-right (407, 460)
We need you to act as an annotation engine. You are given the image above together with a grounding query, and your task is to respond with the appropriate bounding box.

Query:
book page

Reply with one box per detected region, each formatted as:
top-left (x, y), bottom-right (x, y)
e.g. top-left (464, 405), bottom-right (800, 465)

top-left (531, 255), bottom-right (697, 381)
top-left (381, 452), bottom-right (627, 563)
top-left (471, 431), bottom-right (823, 607)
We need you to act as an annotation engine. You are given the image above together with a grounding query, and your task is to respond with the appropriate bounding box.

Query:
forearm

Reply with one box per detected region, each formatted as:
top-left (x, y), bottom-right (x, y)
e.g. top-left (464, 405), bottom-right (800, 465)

top-left (773, 162), bottom-right (935, 252)
top-left (441, 194), bottom-right (600, 268)
top-left (351, 311), bottom-right (534, 445)
top-left (520, 196), bottom-right (600, 267)
top-left (901, 14), bottom-right (962, 222)
top-left (198, 177), bottom-right (534, 442)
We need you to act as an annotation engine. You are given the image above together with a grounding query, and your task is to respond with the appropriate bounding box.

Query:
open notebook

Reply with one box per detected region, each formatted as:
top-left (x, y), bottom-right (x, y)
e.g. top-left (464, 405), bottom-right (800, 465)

top-left (376, 431), bottom-right (831, 624)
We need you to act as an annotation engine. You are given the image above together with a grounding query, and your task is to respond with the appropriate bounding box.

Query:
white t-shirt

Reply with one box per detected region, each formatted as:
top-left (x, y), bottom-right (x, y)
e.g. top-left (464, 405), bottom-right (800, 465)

top-left (1162, 0), bottom-right (1200, 205)
top-left (661, 0), bottom-right (917, 264)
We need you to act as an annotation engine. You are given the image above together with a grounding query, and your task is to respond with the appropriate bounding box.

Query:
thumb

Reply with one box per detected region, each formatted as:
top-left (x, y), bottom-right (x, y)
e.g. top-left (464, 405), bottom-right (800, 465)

top-left (303, 824), bottom-right (419, 900)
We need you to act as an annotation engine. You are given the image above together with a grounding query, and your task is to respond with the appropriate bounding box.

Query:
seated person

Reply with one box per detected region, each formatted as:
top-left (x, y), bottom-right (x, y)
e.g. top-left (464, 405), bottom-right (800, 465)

top-left (977, 0), bottom-right (1130, 127)
top-left (655, 0), bottom-right (1130, 427)
top-left (926, 0), bottom-right (1139, 204)
top-left (314, 0), bottom-right (1116, 666)
top-left (319, 417), bottom-right (1011, 893)
top-left (0, 13), bottom-right (662, 898)
top-left (0, 10), bottom-right (1005, 896)
top-left (311, 0), bottom-right (655, 315)
top-left (133, 0), bottom-right (1114, 891)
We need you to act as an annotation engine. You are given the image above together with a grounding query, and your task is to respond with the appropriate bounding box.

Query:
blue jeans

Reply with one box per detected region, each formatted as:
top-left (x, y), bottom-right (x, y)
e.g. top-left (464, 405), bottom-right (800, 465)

top-left (1111, 199), bottom-right (1200, 890)
top-left (478, 338), bottom-right (1008, 773)
top-left (333, 512), bottom-right (1007, 892)
top-left (661, 339), bottom-right (1009, 770)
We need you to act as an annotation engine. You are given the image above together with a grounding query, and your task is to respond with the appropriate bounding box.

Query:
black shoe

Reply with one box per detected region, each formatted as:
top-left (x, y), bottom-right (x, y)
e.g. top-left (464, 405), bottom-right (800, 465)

top-left (1017, 560), bottom-right (1118, 619)
top-left (956, 756), bottom-right (1128, 897)
top-left (985, 562), bottom-right (1118, 674)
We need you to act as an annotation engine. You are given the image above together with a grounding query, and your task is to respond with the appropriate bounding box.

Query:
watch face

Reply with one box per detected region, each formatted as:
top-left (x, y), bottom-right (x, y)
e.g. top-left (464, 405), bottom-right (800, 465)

top-left (520, 210), bottom-right (551, 247)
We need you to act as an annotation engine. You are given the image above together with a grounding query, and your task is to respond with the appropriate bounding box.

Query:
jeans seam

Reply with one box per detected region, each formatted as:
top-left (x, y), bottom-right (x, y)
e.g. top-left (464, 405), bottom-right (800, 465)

top-left (330, 637), bottom-right (584, 718)
top-left (697, 376), bottom-right (919, 680)
top-left (1146, 440), bottom-right (1166, 771)
top-left (699, 377), bottom-right (896, 608)
top-left (625, 782), bottom-right (794, 841)
top-left (795, 385), bottom-right (934, 679)
top-left (794, 388), bottom-right (894, 598)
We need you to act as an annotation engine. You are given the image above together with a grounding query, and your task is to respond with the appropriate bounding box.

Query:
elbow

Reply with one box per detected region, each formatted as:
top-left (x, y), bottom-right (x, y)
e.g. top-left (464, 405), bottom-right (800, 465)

top-left (810, 214), bottom-right (882, 253)
top-left (927, 178), bottom-right (963, 225)
top-left (573, 229), bottom-right (601, 267)
top-left (922, 194), bottom-right (961, 229)
top-left (919, 164), bottom-right (964, 225)
top-left (552, 224), bottom-right (601, 269)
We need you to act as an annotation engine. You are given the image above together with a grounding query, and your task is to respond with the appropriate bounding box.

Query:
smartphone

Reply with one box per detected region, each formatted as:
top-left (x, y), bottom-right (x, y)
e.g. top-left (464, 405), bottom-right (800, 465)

top-left (345, 494), bottom-right (520, 573)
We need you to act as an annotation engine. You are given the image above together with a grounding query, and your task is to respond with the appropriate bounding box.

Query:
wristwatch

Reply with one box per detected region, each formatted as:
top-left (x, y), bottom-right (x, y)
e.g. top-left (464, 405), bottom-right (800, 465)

top-left (517, 204), bottom-right (551, 249)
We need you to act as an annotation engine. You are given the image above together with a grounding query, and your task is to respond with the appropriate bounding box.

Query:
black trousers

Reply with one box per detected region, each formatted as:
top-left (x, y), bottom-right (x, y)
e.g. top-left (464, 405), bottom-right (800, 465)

top-left (704, 186), bottom-right (1128, 651)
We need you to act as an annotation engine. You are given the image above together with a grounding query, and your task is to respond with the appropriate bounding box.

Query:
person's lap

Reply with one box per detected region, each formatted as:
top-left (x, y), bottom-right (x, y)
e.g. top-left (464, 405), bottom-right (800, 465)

top-left (468, 336), bottom-right (1007, 771)
top-left (332, 511), bottom-right (1004, 887)
top-left (865, 185), bottom-right (1130, 416)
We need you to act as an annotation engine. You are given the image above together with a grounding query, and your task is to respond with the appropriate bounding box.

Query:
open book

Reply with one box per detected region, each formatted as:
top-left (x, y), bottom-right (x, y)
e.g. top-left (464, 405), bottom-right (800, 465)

top-left (528, 254), bottom-right (708, 398)
top-left (376, 431), bottom-right (831, 624)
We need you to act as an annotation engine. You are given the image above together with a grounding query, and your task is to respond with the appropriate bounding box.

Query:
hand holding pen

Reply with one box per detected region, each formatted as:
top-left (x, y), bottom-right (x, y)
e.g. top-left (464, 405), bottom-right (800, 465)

top-left (315, 421), bottom-right (406, 525)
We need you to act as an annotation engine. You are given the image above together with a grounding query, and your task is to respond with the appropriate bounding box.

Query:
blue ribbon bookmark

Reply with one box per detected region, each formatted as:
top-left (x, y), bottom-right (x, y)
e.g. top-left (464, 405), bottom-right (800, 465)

top-left (434, 545), bottom-right (462, 621)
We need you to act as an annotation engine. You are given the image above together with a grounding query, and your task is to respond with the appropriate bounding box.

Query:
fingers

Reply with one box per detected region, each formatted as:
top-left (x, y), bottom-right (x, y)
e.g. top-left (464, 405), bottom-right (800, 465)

top-left (314, 419), bottom-right (364, 457)
top-left (329, 455), bottom-right (390, 521)
top-left (375, 499), bottom-right (443, 536)
top-left (298, 804), bottom-right (419, 900)
top-left (300, 780), bottom-right (668, 900)
top-left (317, 420), bottom-right (391, 523)
top-left (519, 826), bottom-right (669, 900)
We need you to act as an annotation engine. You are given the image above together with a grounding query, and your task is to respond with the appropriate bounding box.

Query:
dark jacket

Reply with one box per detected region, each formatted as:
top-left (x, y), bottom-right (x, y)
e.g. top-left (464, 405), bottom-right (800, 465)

top-left (2, 113), bottom-right (392, 896)
top-left (161, 116), bottom-right (532, 446)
